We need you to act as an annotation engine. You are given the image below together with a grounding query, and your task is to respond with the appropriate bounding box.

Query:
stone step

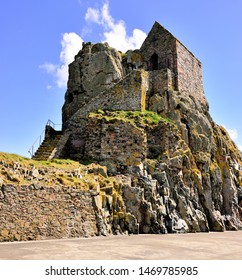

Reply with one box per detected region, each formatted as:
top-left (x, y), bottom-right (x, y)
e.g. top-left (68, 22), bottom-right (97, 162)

top-left (33, 134), bottom-right (62, 160)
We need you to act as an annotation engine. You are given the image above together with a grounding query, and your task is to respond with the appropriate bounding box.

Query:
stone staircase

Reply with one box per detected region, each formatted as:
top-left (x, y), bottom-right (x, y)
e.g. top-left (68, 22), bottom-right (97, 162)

top-left (32, 133), bottom-right (62, 161)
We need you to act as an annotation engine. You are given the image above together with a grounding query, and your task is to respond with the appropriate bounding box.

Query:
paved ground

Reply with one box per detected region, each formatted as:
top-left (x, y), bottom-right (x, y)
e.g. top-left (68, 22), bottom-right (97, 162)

top-left (0, 231), bottom-right (241, 260)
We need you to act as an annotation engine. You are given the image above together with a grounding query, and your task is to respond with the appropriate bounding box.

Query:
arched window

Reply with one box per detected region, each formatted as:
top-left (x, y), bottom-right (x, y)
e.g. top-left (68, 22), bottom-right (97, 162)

top-left (149, 53), bottom-right (158, 70)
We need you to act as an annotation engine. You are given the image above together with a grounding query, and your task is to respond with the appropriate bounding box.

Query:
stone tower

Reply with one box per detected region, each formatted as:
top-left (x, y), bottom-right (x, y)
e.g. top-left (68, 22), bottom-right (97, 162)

top-left (140, 21), bottom-right (207, 110)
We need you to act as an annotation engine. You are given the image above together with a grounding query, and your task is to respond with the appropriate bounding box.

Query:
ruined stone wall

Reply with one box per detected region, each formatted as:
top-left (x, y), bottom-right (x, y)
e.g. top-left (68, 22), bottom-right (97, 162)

top-left (0, 155), bottom-right (143, 241)
top-left (148, 69), bottom-right (175, 95)
top-left (84, 117), bottom-right (102, 161)
top-left (85, 116), bottom-right (147, 174)
top-left (0, 184), bottom-right (98, 241)
top-left (110, 69), bottom-right (148, 112)
top-left (59, 69), bottom-right (149, 161)
top-left (65, 69), bottom-right (148, 126)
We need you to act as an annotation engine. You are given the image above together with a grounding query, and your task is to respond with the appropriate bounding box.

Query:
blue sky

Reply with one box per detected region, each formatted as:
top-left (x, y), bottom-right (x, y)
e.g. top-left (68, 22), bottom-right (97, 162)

top-left (0, 0), bottom-right (242, 157)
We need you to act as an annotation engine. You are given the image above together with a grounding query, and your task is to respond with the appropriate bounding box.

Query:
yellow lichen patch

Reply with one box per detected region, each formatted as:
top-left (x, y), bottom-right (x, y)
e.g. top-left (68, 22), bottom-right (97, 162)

top-left (114, 85), bottom-right (123, 96)
top-left (141, 89), bottom-right (146, 111)
top-left (132, 151), bottom-right (139, 158)
top-left (131, 52), bottom-right (138, 63)
top-left (112, 189), bottom-right (125, 211)
top-left (209, 161), bottom-right (219, 176)
top-left (146, 159), bottom-right (157, 174)
top-left (191, 168), bottom-right (203, 192)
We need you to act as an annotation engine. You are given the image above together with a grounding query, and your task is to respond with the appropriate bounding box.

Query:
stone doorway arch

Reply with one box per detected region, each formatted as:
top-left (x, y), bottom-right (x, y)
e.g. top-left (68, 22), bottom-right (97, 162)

top-left (149, 53), bottom-right (158, 70)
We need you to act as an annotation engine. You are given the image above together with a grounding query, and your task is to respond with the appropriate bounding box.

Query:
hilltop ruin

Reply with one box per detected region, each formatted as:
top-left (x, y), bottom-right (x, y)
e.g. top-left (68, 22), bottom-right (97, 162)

top-left (1, 22), bottom-right (241, 242)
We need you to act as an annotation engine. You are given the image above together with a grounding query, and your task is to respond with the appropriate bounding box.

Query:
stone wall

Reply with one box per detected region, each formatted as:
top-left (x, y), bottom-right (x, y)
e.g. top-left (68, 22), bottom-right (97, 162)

top-left (0, 184), bottom-right (98, 241)
top-left (64, 69), bottom-right (148, 127)
top-left (175, 40), bottom-right (207, 109)
top-left (58, 69), bottom-right (149, 160)
top-left (85, 115), bottom-right (147, 174)
top-left (0, 155), bottom-right (142, 242)
top-left (140, 22), bottom-right (177, 76)
top-left (148, 69), bottom-right (175, 97)
top-left (0, 153), bottom-right (147, 241)
top-left (108, 69), bottom-right (148, 112)
top-left (140, 21), bottom-right (207, 111)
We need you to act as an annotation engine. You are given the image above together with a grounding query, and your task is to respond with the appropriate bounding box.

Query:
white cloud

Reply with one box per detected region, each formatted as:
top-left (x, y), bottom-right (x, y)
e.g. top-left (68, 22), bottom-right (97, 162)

top-left (222, 126), bottom-right (242, 152)
top-left (85, 7), bottom-right (101, 24)
top-left (223, 126), bottom-right (238, 141)
top-left (40, 32), bottom-right (83, 88)
top-left (39, 62), bottom-right (57, 74)
top-left (56, 32), bottom-right (83, 88)
top-left (85, 2), bottom-right (146, 52)
top-left (60, 33), bottom-right (83, 66)
top-left (41, 1), bottom-right (146, 88)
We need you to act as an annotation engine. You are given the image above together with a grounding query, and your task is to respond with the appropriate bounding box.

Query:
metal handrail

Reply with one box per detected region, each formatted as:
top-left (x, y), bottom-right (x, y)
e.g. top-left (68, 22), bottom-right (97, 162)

top-left (46, 119), bottom-right (62, 130)
top-left (28, 128), bottom-right (45, 157)
top-left (28, 120), bottom-right (62, 157)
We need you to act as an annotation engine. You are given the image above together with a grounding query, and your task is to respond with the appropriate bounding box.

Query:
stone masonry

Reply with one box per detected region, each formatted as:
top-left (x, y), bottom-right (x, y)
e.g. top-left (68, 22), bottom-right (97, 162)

top-left (0, 184), bottom-right (98, 241)
top-left (140, 22), bottom-right (207, 110)
top-left (85, 115), bottom-right (147, 174)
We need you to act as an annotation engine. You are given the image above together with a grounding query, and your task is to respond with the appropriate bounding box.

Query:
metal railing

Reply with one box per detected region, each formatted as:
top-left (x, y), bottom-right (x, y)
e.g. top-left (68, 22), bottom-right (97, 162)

top-left (28, 120), bottom-right (62, 158)
top-left (46, 119), bottom-right (62, 130)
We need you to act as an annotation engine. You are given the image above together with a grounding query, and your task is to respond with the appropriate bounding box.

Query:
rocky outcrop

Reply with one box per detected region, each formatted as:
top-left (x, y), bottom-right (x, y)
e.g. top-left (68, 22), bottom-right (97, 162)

top-left (147, 86), bottom-right (242, 231)
top-left (62, 42), bottom-right (124, 124)
top-left (58, 22), bottom-right (242, 233)
top-left (13, 21), bottom-right (242, 242)
top-left (75, 109), bottom-right (242, 233)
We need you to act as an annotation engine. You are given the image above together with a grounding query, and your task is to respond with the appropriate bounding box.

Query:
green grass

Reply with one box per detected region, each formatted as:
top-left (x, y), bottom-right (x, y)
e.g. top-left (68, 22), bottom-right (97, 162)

top-left (0, 151), bottom-right (112, 189)
top-left (90, 110), bottom-right (173, 126)
top-left (0, 152), bottom-right (81, 170)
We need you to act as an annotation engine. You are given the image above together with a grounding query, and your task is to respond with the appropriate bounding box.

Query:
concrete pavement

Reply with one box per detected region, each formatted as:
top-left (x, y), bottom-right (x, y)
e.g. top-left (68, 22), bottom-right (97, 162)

top-left (0, 231), bottom-right (241, 260)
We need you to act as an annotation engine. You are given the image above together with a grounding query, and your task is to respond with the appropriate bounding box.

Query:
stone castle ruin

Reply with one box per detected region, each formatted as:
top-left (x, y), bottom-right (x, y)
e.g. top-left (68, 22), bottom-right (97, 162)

top-left (31, 21), bottom-right (242, 234)
top-left (34, 22), bottom-right (207, 169)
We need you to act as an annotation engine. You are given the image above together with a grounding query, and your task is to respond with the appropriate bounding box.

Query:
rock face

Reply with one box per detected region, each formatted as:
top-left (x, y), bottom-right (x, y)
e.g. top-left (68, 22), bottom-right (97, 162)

top-left (62, 42), bottom-right (124, 124)
top-left (15, 21), bottom-right (242, 240)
